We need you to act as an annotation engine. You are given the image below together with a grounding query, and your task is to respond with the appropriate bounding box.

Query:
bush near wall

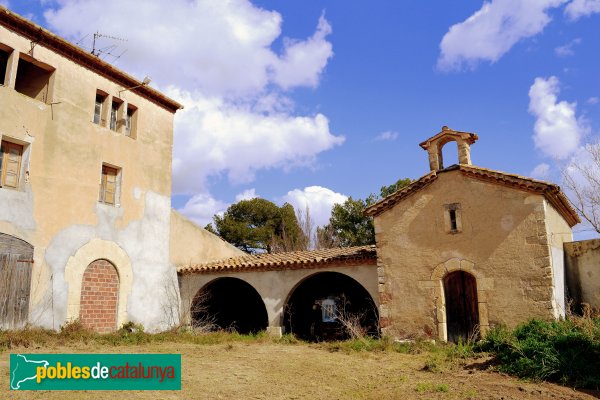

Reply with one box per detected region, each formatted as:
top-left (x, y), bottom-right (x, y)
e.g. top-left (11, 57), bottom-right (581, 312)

top-left (478, 317), bottom-right (600, 389)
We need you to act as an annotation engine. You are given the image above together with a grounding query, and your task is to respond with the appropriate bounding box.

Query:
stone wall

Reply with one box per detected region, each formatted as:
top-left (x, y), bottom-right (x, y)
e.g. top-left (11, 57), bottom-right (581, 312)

top-left (374, 170), bottom-right (560, 341)
top-left (565, 239), bottom-right (600, 310)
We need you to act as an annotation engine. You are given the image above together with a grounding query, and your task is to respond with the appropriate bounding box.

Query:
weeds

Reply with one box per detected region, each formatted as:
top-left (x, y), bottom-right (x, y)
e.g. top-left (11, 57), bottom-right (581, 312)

top-left (478, 315), bottom-right (600, 389)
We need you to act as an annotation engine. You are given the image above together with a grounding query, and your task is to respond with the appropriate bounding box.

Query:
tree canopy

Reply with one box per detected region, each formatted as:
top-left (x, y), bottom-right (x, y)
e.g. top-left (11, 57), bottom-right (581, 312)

top-left (316, 177), bottom-right (413, 248)
top-left (209, 198), bottom-right (305, 253)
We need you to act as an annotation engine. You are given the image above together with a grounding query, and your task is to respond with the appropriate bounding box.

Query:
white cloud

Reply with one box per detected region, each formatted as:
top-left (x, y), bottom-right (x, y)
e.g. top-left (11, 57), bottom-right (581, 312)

top-left (170, 88), bottom-right (344, 192)
top-left (374, 131), bottom-right (399, 141)
top-left (272, 14), bottom-right (333, 90)
top-left (177, 192), bottom-right (228, 227)
top-left (43, 0), bottom-right (342, 221)
top-left (587, 96), bottom-right (599, 105)
top-left (565, 0), bottom-right (600, 20)
top-left (235, 188), bottom-right (258, 202)
top-left (0, 1), bottom-right (9, 8)
top-left (282, 186), bottom-right (347, 227)
top-left (528, 76), bottom-right (587, 159)
top-left (44, 0), bottom-right (333, 97)
top-left (531, 163), bottom-right (551, 178)
top-left (437, 0), bottom-right (566, 71)
top-left (554, 38), bottom-right (581, 57)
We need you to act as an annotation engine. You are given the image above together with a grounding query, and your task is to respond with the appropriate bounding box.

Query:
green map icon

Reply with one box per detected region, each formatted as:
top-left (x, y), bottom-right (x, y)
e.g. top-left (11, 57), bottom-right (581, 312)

top-left (10, 354), bottom-right (49, 390)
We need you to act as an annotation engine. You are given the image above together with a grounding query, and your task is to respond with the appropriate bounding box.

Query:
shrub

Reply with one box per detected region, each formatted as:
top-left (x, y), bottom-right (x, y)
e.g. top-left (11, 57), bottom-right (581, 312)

top-left (478, 317), bottom-right (600, 389)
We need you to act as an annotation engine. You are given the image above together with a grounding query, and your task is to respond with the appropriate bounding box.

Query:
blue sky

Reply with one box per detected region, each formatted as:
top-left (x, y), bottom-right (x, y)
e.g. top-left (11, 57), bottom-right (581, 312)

top-left (6, 0), bottom-right (600, 236)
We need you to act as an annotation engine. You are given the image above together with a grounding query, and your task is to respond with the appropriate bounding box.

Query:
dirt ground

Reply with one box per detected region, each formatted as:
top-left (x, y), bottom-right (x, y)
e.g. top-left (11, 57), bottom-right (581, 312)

top-left (1, 341), bottom-right (597, 399)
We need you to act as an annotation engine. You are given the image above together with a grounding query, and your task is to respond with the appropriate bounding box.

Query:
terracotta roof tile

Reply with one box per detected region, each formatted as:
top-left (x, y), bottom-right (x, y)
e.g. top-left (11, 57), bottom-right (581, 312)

top-left (178, 245), bottom-right (377, 274)
top-left (364, 164), bottom-right (580, 227)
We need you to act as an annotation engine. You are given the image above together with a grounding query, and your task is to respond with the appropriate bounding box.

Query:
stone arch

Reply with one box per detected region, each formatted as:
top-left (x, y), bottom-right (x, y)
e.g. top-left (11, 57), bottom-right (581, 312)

top-left (430, 258), bottom-right (490, 341)
top-left (283, 271), bottom-right (379, 341)
top-left (420, 127), bottom-right (477, 171)
top-left (79, 259), bottom-right (119, 333)
top-left (64, 239), bottom-right (132, 328)
top-left (190, 277), bottom-right (268, 334)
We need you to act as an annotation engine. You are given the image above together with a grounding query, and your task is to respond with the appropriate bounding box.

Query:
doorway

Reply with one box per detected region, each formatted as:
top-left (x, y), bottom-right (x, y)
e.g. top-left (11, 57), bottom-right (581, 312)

top-left (443, 271), bottom-right (479, 343)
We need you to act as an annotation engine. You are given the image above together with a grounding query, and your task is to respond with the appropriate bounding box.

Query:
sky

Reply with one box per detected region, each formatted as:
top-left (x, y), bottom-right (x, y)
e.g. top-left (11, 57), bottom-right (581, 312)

top-left (6, 0), bottom-right (600, 238)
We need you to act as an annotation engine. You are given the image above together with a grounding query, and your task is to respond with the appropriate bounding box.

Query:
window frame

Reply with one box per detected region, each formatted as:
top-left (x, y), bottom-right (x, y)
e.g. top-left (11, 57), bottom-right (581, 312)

top-left (444, 203), bottom-right (463, 234)
top-left (0, 139), bottom-right (24, 190)
top-left (99, 164), bottom-right (121, 206)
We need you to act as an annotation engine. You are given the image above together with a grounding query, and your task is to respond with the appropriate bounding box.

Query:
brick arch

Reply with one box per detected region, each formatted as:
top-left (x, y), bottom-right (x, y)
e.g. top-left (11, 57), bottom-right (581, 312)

top-left (64, 239), bottom-right (132, 328)
top-left (430, 258), bottom-right (491, 341)
top-left (79, 259), bottom-right (119, 333)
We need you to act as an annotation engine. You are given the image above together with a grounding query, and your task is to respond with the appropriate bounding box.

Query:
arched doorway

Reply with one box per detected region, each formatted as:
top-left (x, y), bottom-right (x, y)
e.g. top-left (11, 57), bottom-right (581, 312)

top-left (191, 278), bottom-right (268, 334)
top-left (443, 271), bottom-right (479, 343)
top-left (79, 259), bottom-right (119, 333)
top-left (284, 272), bottom-right (379, 341)
top-left (0, 233), bottom-right (33, 329)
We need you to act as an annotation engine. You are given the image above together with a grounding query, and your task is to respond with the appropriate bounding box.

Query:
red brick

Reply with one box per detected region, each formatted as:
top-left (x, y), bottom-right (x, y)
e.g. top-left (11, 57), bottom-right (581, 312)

top-left (80, 259), bottom-right (119, 334)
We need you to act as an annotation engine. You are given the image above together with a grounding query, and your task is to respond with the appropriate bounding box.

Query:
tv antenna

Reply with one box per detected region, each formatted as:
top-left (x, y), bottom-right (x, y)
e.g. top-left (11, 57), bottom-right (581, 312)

top-left (91, 31), bottom-right (127, 61)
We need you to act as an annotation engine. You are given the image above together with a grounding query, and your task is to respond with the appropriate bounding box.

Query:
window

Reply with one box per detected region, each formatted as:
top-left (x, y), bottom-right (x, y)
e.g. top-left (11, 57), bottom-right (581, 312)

top-left (125, 104), bottom-right (137, 137)
top-left (14, 54), bottom-right (54, 103)
top-left (444, 203), bottom-right (462, 234)
top-left (0, 140), bottom-right (23, 189)
top-left (109, 100), bottom-right (121, 131)
top-left (321, 298), bottom-right (337, 323)
top-left (93, 91), bottom-right (108, 125)
top-left (0, 47), bottom-right (10, 86)
top-left (449, 209), bottom-right (457, 231)
top-left (99, 164), bottom-right (120, 205)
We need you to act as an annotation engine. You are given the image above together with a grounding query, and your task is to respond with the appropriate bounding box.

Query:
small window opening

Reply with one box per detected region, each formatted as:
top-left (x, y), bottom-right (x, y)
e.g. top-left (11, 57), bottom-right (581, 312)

top-left (449, 209), bottom-right (457, 231)
top-left (0, 140), bottom-right (24, 189)
top-left (0, 47), bottom-right (10, 86)
top-left (321, 298), bottom-right (337, 323)
top-left (93, 91), bottom-right (107, 125)
top-left (99, 164), bottom-right (120, 205)
top-left (125, 104), bottom-right (137, 137)
top-left (14, 55), bottom-right (54, 103)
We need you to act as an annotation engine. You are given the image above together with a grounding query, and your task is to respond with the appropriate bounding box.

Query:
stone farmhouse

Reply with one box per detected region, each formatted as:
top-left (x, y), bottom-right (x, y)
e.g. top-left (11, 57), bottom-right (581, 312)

top-left (0, 8), bottom-right (239, 332)
top-left (1, 8), bottom-right (599, 342)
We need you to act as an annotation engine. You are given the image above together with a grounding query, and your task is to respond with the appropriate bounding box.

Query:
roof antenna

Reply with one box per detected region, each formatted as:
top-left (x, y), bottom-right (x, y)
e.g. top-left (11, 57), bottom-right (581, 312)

top-left (91, 31), bottom-right (127, 57)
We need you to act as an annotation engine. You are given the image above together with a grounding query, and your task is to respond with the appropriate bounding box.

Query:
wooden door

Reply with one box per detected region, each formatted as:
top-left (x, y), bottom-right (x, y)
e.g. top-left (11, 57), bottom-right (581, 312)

top-left (0, 254), bottom-right (32, 329)
top-left (443, 271), bottom-right (479, 343)
top-left (0, 233), bottom-right (33, 329)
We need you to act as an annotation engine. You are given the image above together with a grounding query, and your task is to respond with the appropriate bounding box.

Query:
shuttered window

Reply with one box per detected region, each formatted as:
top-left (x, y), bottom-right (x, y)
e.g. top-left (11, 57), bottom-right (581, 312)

top-left (0, 141), bottom-right (23, 189)
top-left (99, 165), bottom-right (119, 205)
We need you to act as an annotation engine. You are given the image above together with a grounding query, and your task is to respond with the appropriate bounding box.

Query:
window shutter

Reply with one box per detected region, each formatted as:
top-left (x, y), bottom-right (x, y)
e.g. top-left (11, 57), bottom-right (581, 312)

top-left (100, 165), bottom-right (118, 205)
top-left (2, 143), bottom-right (22, 188)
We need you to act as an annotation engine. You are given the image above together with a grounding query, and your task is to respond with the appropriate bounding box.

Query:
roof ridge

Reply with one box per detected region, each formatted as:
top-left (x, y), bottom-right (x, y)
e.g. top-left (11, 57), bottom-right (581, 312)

top-left (364, 164), bottom-right (579, 226)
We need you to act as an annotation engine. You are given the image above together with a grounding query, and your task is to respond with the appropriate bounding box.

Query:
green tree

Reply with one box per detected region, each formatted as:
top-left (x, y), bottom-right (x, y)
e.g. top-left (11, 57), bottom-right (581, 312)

top-left (327, 197), bottom-right (376, 247)
top-left (318, 177), bottom-right (413, 248)
top-left (379, 177), bottom-right (412, 198)
top-left (212, 198), bottom-right (305, 253)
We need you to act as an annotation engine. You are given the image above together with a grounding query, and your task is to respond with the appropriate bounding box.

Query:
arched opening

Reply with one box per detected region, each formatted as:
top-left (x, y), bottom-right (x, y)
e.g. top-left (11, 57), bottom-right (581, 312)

top-left (439, 139), bottom-right (459, 169)
top-left (443, 271), bottom-right (479, 343)
top-left (191, 278), bottom-right (268, 334)
top-left (80, 259), bottom-right (119, 333)
top-left (283, 272), bottom-right (379, 341)
top-left (0, 233), bottom-right (33, 329)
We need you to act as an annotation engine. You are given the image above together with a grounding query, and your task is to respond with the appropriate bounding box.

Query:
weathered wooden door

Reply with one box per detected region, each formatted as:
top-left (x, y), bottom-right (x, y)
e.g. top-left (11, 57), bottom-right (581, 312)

top-left (0, 233), bottom-right (33, 329)
top-left (443, 271), bottom-right (479, 343)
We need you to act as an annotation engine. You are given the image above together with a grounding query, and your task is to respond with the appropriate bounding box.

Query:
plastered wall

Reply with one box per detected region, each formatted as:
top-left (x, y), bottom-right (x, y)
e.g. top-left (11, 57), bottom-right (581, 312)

top-left (0, 24), bottom-right (178, 331)
top-left (565, 239), bottom-right (600, 309)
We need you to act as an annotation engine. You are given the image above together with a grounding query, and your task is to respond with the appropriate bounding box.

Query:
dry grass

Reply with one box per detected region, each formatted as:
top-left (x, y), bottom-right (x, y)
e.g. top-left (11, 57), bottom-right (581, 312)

top-left (0, 331), bottom-right (597, 399)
